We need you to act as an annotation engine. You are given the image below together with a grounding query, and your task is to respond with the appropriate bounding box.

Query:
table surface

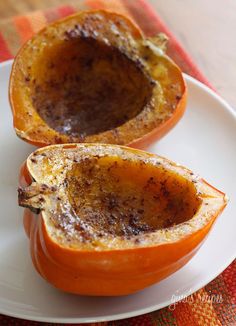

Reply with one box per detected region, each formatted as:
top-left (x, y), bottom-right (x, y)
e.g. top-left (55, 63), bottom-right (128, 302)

top-left (0, 0), bottom-right (235, 109)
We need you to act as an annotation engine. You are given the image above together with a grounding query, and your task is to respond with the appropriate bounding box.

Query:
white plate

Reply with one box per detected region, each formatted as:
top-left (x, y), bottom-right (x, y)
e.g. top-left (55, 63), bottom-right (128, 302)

top-left (0, 60), bottom-right (235, 324)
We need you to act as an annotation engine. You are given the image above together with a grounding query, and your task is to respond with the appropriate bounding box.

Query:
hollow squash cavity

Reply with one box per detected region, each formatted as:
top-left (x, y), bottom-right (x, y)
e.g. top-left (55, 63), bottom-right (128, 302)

top-left (30, 37), bottom-right (153, 138)
top-left (62, 157), bottom-right (201, 238)
top-left (18, 144), bottom-right (227, 296)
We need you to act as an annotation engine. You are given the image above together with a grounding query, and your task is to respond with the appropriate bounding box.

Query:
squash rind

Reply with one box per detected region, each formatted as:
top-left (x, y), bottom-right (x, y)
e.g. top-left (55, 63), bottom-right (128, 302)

top-left (19, 144), bottom-right (227, 295)
top-left (10, 10), bottom-right (187, 149)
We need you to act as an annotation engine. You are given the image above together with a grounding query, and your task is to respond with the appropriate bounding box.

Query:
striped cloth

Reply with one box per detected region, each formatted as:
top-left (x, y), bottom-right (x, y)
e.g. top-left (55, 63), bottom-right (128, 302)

top-left (0, 0), bottom-right (235, 325)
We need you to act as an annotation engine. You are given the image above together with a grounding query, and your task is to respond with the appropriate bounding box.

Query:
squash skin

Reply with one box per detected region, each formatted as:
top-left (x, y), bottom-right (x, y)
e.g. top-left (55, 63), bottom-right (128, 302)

top-left (10, 10), bottom-right (187, 149)
top-left (19, 145), bottom-right (227, 296)
top-left (22, 208), bottom-right (219, 296)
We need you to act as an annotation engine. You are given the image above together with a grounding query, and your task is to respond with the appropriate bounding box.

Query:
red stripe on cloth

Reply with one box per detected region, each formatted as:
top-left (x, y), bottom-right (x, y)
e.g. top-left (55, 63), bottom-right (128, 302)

top-left (173, 302), bottom-right (199, 326)
top-left (205, 275), bottom-right (236, 325)
top-left (0, 32), bottom-right (12, 62)
top-left (13, 16), bottom-right (34, 44)
top-left (44, 5), bottom-right (76, 23)
top-left (129, 314), bottom-right (153, 326)
top-left (222, 261), bottom-right (236, 305)
top-left (85, 0), bottom-right (105, 10)
top-left (57, 5), bottom-right (76, 18)
top-left (44, 8), bottom-right (61, 23)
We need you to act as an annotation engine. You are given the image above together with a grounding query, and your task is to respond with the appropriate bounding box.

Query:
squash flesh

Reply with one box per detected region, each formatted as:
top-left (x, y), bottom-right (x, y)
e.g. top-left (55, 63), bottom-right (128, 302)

top-left (10, 10), bottom-right (186, 148)
top-left (19, 144), bottom-right (226, 251)
top-left (68, 159), bottom-right (200, 234)
top-left (18, 144), bottom-right (227, 295)
top-left (31, 37), bottom-right (153, 139)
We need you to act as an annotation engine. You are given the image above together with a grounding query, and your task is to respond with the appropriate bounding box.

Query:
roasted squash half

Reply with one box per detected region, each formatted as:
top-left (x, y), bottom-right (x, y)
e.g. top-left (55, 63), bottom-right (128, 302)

top-left (18, 144), bottom-right (227, 296)
top-left (10, 10), bottom-right (186, 148)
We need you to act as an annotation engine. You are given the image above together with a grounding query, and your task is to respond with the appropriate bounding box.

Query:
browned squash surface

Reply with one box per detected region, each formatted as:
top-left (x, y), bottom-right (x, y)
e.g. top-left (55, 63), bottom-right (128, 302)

top-left (10, 10), bottom-right (186, 148)
top-left (19, 144), bottom-right (226, 252)
top-left (18, 144), bottom-right (227, 295)
top-left (20, 145), bottom-right (200, 246)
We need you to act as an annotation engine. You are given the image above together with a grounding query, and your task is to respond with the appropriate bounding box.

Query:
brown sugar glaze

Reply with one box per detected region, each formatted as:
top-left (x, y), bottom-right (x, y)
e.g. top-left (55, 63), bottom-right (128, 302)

top-left (31, 37), bottom-right (153, 139)
top-left (50, 155), bottom-right (201, 240)
top-left (18, 143), bottom-right (227, 295)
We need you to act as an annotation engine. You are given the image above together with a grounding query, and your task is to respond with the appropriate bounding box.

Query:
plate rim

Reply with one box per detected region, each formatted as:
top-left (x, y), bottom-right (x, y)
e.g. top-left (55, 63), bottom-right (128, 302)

top-left (0, 60), bottom-right (235, 323)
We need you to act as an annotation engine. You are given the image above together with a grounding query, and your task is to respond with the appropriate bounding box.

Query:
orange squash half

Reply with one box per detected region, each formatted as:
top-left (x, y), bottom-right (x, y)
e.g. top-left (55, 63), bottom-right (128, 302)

top-left (18, 144), bottom-right (227, 296)
top-left (10, 10), bottom-right (186, 148)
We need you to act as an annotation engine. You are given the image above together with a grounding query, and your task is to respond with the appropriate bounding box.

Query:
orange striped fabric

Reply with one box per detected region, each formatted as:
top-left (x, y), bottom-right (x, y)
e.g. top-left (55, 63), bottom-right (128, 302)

top-left (0, 1), bottom-right (235, 325)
